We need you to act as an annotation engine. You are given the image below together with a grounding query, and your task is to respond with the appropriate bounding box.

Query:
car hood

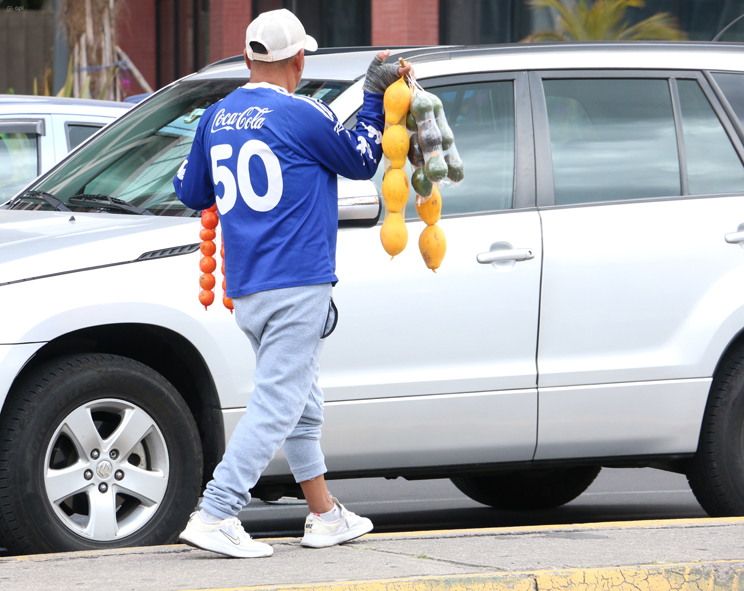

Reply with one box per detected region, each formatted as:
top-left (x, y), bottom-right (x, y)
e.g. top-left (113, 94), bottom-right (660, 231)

top-left (0, 211), bottom-right (197, 285)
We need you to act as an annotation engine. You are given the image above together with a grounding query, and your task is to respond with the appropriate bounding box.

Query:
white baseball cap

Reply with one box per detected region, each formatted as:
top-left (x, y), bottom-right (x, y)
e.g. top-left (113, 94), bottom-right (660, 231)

top-left (245, 9), bottom-right (318, 62)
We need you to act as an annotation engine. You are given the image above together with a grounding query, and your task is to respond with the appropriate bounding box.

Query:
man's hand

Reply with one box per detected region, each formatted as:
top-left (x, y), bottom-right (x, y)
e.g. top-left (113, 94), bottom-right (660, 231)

top-left (376, 49), bottom-right (414, 78)
top-left (362, 49), bottom-right (415, 94)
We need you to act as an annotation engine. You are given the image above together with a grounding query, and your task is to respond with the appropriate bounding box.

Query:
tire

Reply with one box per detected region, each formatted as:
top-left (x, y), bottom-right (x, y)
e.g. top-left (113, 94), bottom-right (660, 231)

top-left (687, 348), bottom-right (744, 516)
top-left (451, 466), bottom-right (601, 511)
top-left (0, 354), bottom-right (203, 554)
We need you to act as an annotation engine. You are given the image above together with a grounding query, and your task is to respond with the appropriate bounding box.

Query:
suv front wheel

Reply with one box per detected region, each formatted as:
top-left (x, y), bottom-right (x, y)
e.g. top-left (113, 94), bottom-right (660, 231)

top-left (0, 354), bottom-right (202, 554)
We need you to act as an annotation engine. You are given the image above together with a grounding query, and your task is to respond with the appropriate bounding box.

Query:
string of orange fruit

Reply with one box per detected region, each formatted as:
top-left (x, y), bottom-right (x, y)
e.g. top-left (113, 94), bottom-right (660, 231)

top-left (198, 206), bottom-right (232, 312)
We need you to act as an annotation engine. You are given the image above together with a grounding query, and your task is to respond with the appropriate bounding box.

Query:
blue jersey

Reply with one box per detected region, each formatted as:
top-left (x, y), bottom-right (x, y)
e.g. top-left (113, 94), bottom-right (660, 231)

top-left (174, 82), bottom-right (384, 298)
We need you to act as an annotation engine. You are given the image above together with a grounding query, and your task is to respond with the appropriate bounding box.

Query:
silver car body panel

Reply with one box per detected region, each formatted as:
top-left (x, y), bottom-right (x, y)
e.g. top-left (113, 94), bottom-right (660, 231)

top-left (535, 378), bottom-right (711, 459)
top-left (227, 387), bottom-right (538, 476)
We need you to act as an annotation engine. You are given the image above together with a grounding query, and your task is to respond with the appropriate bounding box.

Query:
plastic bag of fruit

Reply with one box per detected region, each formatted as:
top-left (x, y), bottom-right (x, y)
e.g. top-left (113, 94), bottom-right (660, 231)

top-left (407, 82), bottom-right (465, 198)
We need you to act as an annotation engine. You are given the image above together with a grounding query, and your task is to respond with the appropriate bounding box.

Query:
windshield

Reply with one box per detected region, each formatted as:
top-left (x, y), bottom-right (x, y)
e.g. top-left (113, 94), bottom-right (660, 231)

top-left (11, 78), bottom-right (352, 216)
top-left (295, 80), bottom-right (350, 104)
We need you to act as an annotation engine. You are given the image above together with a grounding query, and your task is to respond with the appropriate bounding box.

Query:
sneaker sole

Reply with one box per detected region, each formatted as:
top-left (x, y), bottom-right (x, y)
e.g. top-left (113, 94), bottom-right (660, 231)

top-left (179, 530), bottom-right (274, 558)
top-left (300, 519), bottom-right (374, 549)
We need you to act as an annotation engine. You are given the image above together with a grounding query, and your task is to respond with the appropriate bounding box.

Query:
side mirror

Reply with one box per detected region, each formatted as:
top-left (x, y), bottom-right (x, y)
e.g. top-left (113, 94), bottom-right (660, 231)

top-left (337, 178), bottom-right (381, 228)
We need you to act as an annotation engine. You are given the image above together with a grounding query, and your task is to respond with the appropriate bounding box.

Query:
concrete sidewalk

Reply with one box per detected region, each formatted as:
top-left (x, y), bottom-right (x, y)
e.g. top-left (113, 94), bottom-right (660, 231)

top-left (3, 517), bottom-right (744, 591)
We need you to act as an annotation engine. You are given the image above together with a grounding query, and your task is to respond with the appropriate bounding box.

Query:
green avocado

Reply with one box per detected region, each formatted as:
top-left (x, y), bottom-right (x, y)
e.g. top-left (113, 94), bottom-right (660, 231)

top-left (411, 166), bottom-right (433, 197)
top-left (429, 93), bottom-right (443, 118)
top-left (405, 112), bottom-right (418, 132)
top-left (440, 124), bottom-right (454, 150)
top-left (408, 134), bottom-right (425, 167)
top-left (410, 91), bottom-right (433, 120)
top-left (426, 154), bottom-right (448, 183)
top-left (445, 153), bottom-right (465, 183)
top-left (418, 122), bottom-right (442, 153)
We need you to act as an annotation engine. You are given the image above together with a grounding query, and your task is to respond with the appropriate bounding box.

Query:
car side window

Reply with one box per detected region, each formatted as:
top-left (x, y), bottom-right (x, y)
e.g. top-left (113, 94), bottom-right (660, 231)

top-left (711, 72), bottom-right (744, 129)
top-left (367, 79), bottom-right (515, 219)
top-left (677, 79), bottom-right (744, 195)
top-left (66, 124), bottom-right (103, 151)
top-left (0, 130), bottom-right (39, 202)
top-left (543, 79), bottom-right (680, 205)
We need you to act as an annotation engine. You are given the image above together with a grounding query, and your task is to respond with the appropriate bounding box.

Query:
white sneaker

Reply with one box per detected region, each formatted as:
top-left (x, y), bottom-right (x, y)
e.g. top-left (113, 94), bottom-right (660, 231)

top-left (179, 512), bottom-right (273, 558)
top-left (300, 497), bottom-right (373, 548)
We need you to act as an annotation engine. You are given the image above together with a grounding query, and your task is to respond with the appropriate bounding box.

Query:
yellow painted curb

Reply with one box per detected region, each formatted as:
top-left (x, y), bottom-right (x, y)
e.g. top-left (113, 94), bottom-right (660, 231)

top-left (176, 560), bottom-right (744, 591)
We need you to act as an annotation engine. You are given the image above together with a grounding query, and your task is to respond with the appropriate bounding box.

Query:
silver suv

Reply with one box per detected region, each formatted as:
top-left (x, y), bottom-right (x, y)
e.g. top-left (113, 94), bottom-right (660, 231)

top-left (3, 41), bottom-right (744, 554)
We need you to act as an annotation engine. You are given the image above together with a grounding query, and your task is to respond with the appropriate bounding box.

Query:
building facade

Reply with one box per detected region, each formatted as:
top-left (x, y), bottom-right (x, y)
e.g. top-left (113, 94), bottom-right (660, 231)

top-left (116, 0), bottom-right (744, 96)
top-left (2, 0), bottom-right (744, 96)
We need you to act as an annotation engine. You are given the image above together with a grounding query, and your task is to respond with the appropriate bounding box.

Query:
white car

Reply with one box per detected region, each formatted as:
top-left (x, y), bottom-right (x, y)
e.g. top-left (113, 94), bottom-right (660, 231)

top-left (0, 96), bottom-right (131, 205)
top-left (3, 42), bottom-right (744, 554)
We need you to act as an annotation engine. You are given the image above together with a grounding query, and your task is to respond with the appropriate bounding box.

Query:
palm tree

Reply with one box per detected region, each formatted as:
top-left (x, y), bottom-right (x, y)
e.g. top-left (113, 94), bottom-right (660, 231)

top-left (522, 0), bottom-right (685, 42)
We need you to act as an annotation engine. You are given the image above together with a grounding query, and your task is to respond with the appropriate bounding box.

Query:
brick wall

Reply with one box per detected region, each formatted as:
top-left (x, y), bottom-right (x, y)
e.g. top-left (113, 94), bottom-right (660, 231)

top-left (372, 0), bottom-right (439, 46)
top-left (114, 0), bottom-right (441, 95)
top-left (117, 0), bottom-right (156, 95)
top-left (210, 0), bottom-right (252, 64)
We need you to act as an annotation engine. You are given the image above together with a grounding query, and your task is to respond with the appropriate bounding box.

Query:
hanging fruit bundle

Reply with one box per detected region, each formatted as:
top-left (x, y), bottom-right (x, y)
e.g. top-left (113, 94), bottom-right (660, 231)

top-left (220, 232), bottom-right (233, 311)
top-left (379, 76), bottom-right (411, 260)
top-left (379, 61), bottom-right (464, 273)
top-left (198, 205), bottom-right (232, 312)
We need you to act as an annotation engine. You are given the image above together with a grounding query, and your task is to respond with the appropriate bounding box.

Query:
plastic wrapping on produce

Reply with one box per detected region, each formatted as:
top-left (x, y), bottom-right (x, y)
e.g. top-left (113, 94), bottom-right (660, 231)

top-left (406, 81), bottom-right (465, 187)
top-left (407, 130), bottom-right (425, 168)
top-left (443, 143), bottom-right (464, 185)
top-left (408, 84), bottom-right (464, 188)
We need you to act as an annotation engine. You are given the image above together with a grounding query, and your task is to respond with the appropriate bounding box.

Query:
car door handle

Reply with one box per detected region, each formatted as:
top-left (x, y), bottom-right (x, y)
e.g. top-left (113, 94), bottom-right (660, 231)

top-left (476, 248), bottom-right (535, 264)
top-left (725, 231), bottom-right (744, 244)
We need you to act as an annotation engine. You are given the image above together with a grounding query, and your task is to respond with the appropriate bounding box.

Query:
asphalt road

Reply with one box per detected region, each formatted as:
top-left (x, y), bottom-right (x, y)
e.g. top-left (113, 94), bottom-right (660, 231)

top-left (239, 467), bottom-right (709, 538)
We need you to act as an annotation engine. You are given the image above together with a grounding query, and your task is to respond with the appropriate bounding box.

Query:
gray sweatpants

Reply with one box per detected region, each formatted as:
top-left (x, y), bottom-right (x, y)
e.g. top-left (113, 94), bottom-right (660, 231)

top-left (200, 283), bottom-right (334, 520)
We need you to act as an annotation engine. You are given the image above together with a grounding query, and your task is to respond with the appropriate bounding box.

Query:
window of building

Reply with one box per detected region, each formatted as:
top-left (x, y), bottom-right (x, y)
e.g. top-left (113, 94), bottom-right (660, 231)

top-left (439, 0), bottom-right (532, 44)
top-left (544, 78), bottom-right (681, 205)
top-left (155, 0), bottom-right (210, 89)
top-left (253, 0), bottom-right (371, 47)
top-left (677, 79), bottom-right (744, 195)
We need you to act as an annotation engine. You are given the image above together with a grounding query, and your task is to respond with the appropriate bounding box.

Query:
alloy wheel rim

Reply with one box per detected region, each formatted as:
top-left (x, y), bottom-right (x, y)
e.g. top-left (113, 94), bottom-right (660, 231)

top-left (43, 398), bottom-right (170, 541)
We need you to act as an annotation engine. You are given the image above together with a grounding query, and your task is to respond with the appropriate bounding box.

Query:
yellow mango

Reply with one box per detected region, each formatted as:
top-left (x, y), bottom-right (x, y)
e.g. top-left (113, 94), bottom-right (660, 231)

top-left (384, 77), bottom-right (412, 125)
top-left (382, 168), bottom-right (410, 213)
top-left (380, 212), bottom-right (408, 259)
top-left (419, 224), bottom-right (446, 272)
top-left (415, 185), bottom-right (441, 225)
top-left (382, 124), bottom-right (409, 169)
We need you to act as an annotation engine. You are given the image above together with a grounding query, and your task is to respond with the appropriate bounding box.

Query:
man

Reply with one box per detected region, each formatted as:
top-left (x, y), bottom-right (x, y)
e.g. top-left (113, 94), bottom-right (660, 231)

top-left (173, 9), bottom-right (412, 558)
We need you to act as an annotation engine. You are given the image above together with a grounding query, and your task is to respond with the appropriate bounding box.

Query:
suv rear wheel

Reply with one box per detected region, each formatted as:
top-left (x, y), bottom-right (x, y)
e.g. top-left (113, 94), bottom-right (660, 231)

top-left (451, 466), bottom-right (601, 511)
top-left (687, 348), bottom-right (744, 516)
top-left (0, 354), bottom-right (202, 554)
